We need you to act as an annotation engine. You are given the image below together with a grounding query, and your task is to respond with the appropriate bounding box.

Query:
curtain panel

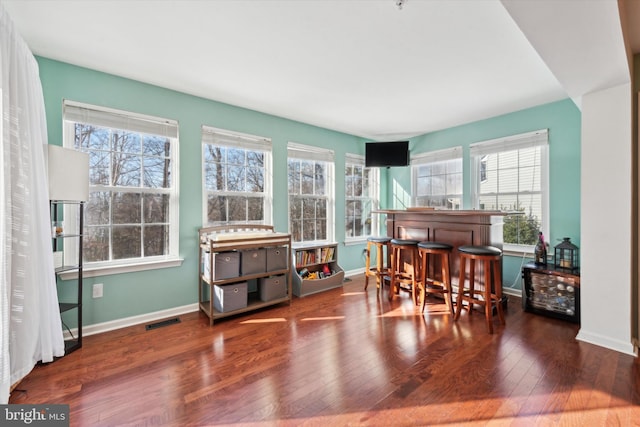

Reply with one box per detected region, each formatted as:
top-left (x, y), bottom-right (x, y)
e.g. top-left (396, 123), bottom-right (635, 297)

top-left (0, 5), bottom-right (64, 403)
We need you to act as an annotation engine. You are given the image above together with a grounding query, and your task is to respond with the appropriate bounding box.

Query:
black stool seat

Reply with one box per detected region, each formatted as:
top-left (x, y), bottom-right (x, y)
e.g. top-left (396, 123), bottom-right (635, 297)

top-left (458, 245), bottom-right (502, 256)
top-left (390, 239), bottom-right (419, 246)
top-left (418, 241), bottom-right (453, 251)
top-left (367, 236), bottom-right (392, 243)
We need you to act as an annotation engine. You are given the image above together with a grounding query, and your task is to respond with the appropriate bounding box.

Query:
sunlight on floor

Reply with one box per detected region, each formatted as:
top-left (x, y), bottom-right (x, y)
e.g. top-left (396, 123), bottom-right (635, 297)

top-left (240, 318), bottom-right (287, 324)
top-left (300, 316), bottom-right (346, 321)
top-left (342, 291), bottom-right (367, 296)
top-left (211, 398), bottom-right (639, 426)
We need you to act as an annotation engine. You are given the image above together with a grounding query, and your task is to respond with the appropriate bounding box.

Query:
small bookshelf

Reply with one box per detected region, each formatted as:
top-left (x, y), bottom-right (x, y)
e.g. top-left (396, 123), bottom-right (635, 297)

top-left (292, 243), bottom-right (344, 297)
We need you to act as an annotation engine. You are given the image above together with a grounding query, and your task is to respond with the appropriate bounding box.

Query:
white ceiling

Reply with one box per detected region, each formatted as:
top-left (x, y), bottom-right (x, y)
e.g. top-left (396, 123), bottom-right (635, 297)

top-left (1, 0), bottom-right (634, 140)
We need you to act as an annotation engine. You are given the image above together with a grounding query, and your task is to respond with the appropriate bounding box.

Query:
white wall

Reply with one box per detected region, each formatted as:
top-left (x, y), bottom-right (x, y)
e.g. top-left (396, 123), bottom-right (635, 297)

top-left (578, 82), bottom-right (635, 355)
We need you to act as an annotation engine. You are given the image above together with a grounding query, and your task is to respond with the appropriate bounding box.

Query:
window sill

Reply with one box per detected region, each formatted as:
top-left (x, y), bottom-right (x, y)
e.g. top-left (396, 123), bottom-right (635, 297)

top-left (59, 257), bottom-right (184, 280)
top-left (344, 238), bottom-right (367, 246)
top-left (502, 244), bottom-right (534, 257)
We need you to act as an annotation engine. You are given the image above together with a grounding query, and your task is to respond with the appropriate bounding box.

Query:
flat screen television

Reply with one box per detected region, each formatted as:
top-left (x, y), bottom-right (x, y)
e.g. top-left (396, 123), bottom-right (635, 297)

top-left (365, 141), bottom-right (410, 167)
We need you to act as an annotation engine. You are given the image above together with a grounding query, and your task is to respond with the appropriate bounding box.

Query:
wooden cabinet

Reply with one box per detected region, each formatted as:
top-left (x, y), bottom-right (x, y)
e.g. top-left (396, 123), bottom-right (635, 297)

top-left (522, 262), bottom-right (580, 323)
top-left (51, 200), bottom-right (84, 354)
top-left (198, 225), bottom-right (292, 326)
top-left (292, 243), bottom-right (344, 297)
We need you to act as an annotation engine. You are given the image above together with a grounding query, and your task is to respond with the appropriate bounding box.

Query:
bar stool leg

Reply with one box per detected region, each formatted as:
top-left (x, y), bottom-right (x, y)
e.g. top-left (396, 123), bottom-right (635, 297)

top-left (411, 249), bottom-right (419, 306)
top-left (389, 246), bottom-right (396, 301)
top-left (364, 240), bottom-right (372, 291)
top-left (442, 252), bottom-right (454, 316)
top-left (468, 258), bottom-right (475, 316)
top-left (420, 251), bottom-right (428, 312)
top-left (484, 261), bottom-right (493, 334)
top-left (454, 256), bottom-right (465, 320)
top-left (494, 258), bottom-right (505, 325)
top-left (375, 243), bottom-right (384, 293)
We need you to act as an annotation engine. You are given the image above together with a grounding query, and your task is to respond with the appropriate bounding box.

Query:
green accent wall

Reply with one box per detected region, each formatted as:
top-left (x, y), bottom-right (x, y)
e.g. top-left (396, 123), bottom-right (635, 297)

top-left (37, 57), bottom-right (365, 326)
top-left (384, 99), bottom-right (581, 292)
top-left (39, 57), bottom-right (581, 326)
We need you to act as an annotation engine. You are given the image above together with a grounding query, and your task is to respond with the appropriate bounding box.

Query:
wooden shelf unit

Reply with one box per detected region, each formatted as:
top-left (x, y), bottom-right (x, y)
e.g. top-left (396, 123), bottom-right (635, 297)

top-left (198, 225), bottom-right (292, 325)
top-left (292, 243), bottom-right (344, 297)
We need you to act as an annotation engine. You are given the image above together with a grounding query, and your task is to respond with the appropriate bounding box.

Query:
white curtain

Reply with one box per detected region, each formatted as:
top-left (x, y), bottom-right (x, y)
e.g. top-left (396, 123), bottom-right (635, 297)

top-left (0, 5), bottom-right (64, 403)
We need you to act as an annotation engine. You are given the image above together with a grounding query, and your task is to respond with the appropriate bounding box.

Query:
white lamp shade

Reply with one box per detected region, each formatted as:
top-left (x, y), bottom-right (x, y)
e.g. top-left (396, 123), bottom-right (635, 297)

top-left (46, 144), bottom-right (89, 201)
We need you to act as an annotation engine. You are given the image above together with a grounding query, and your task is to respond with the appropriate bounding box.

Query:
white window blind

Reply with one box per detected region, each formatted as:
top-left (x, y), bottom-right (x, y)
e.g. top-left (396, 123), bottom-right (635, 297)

top-left (469, 129), bottom-right (548, 157)
top-left (202, 125), bottom-right (271, 150)
top-left (345, 152), bottom-right (365, 165)
top-left (411, 146), bottom-right (462, 166)
top-left (287, 142), bottom-right (334, 162)
top-left (64, 100), bottom-right (178, 138)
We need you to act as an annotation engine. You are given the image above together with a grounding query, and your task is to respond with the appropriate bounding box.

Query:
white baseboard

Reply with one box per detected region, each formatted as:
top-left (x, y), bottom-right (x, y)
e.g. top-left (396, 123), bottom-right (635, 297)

top-left (576, 330), bottom-right (636, 357)
top-left (64, 303), bottom-right (199, 339)
top-left (345, 268), bottom-right (365, 277)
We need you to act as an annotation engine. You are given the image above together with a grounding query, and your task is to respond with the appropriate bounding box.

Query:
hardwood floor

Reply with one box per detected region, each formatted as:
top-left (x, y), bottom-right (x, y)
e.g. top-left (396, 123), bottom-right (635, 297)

top-left (10, 275), bottom-right (640, 426)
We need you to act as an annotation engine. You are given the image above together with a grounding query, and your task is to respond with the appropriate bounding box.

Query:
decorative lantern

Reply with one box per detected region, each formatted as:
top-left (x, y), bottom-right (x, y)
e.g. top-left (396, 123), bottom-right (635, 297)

top-left (554, 237), bottom-right (579, 271)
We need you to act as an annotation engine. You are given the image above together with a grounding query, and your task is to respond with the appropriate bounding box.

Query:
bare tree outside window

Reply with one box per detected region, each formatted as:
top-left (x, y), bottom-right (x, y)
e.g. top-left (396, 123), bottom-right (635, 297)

top-left (345, 162), bottom-right (375, 238)
top-left (73, 123), bottom-right (172, 263)
top-left (288, 158), bottom-right (329, 243)
top-left (203, 143), bottom-right (266, 225)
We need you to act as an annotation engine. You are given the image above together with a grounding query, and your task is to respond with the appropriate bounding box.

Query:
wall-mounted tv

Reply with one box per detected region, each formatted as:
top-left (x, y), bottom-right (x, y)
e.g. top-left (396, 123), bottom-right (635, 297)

top-left (365, 141), bottom-right (410, 167)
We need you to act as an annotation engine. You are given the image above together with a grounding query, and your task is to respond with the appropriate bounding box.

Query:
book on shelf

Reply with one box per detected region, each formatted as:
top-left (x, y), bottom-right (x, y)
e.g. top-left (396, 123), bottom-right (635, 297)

top-left (320, 247), bottom-right (334, 263)
top-left (295, 246), bottom-right (334, 267)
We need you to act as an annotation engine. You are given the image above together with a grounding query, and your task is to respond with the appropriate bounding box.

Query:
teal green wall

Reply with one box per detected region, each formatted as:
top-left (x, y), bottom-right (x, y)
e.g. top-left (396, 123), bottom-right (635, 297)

top-left (385, 99), bottom-right (582, 292)
top-left (39, 57), bottom-right (581, 326)
top-left (37, 57), bottom-right (366, 326)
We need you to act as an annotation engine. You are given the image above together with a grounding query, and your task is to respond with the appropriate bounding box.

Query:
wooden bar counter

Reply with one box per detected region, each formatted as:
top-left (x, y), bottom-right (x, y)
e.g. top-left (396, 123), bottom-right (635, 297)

top-left (375, 208), bottom-right (506, 290)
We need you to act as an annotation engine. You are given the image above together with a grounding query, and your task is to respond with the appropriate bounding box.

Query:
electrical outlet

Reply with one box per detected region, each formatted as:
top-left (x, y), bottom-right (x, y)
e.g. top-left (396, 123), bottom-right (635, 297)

top-left (93, 283), bottom-right (103, 299)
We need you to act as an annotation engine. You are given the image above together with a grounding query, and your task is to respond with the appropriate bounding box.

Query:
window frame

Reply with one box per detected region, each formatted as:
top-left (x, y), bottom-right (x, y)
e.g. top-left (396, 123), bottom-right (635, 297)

top-left (61, 100), bottom-right (181, 278)
top-left (470, 129), bottom-right (549, 253)
top-left (287, 142), bottom-right (335, 245)
top-left (411, 146), bottom-right (463, 210)
top-left (345, 153), bottom-right (379, 243)
top-left (201, 125), bottom-right (273, 226)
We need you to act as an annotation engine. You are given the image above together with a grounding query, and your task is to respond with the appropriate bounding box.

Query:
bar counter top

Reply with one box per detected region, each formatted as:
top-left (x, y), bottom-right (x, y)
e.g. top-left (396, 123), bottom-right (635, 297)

top-left (374, 208), bottom-right (507, 216)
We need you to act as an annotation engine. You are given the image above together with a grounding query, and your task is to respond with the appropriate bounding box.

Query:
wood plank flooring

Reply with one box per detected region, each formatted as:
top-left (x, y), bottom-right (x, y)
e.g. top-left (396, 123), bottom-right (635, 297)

top-left (9, 275), bottom-right (640, 426)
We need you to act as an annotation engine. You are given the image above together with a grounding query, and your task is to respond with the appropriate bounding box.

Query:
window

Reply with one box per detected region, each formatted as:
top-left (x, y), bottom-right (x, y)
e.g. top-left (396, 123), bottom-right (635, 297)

top-left (63, 100), bottom-right (179, 273)
top-left (345, 154), bottom-right (379, 240)
top-left (412, 147), bottom-right (463, 210)
top-left (287, 143), bottom-right (334, 243)
top-left (202, 126), bottom-right (272, 225)
top-left (470, 129), bottom-right (549, 250)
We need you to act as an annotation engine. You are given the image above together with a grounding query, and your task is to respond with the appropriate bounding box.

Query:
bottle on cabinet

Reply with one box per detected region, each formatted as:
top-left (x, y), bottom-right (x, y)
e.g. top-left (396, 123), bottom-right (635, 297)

top-left (534, 231), bottom-right (547, 266)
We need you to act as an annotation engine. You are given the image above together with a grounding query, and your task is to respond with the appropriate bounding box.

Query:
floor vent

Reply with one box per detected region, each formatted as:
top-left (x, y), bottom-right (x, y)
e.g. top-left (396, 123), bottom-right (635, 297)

top-left (145, 317), bottom-right (180, 331)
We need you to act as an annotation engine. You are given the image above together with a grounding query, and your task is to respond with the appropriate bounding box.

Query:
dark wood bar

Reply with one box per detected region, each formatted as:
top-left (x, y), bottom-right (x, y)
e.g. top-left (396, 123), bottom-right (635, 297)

top-left (375, 208), bottom-right (506, 289)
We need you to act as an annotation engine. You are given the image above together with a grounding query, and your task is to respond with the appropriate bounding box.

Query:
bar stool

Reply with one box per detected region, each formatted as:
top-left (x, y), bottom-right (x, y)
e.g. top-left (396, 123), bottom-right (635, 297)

top-left (417, 241), bottom-right (454, 315)
top-left (454, 245), bottom-right (505, 334)
top-left (364, 236), bottom-right (391, 294)
top-left (389, 239), bottom-right (420, 303)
